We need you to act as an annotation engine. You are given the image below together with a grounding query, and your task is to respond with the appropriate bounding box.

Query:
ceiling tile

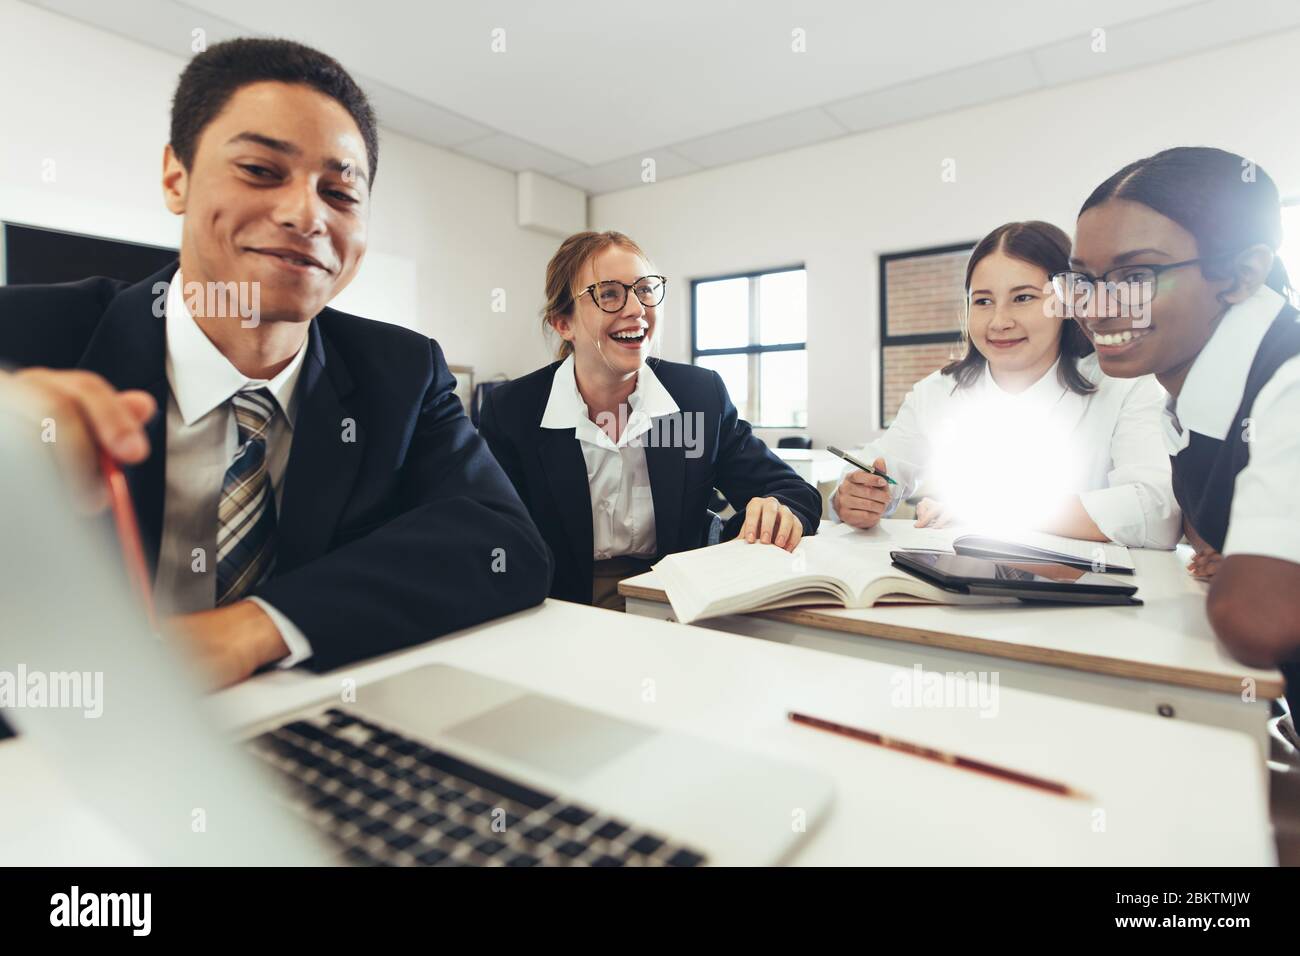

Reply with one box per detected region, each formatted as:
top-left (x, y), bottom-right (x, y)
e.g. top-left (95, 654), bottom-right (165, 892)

top-left (453, 133), bottom-right (582, 176)
top-left (556, 150), bottom-right (703, 195)
top-left (32, 0), bottom-right (250, 56)
top-left (362, 78), bottom-right (494, 149)
top-left (671, 108), bottom-right (847, 168)
top-left (1031, 0), bottom-right (1300, 87)
top-left (825, 53), bottom-right (1042, 133)
top-left (28, 0), bottom-right (1294, 198)
top-left (158, 0), bottom-right (1211, 164)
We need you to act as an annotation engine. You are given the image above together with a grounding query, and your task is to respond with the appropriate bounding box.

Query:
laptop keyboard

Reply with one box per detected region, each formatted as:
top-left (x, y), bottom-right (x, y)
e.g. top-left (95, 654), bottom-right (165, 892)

top-left (246, 707), bottom-right (709, 867)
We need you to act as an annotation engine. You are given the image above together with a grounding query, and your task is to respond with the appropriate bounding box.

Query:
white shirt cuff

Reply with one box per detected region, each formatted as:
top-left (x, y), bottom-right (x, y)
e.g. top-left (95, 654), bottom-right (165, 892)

top-left (1078, 485), bottom-right (1142, 546)
top-left (247, 597), bottom-right (314, 668)
top-left (1078, 483), bottom-right (1179, 549)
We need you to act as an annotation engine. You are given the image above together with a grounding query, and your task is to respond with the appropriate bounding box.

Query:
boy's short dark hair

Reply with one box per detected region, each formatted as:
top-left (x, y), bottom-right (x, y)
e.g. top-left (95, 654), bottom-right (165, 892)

top-left (170, 37), bottom-right (379, 185)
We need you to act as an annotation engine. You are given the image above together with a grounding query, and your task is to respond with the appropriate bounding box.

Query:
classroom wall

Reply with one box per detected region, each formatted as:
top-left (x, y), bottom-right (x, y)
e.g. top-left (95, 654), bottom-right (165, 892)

top-left (589, 28), bottom-right (1300, 449)
top-left (0, 0), bottom-right (558, 382)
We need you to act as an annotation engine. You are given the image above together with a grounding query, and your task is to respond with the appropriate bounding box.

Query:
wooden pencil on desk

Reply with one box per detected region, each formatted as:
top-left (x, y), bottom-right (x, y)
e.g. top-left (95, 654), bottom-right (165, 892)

top-left (788, 710), bottom-right (1088, 800)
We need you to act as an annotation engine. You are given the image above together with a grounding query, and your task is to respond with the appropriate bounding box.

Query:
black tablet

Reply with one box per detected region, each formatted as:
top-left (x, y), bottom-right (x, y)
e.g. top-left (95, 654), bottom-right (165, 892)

top-left (890, 549), bottom-right (1142, 606)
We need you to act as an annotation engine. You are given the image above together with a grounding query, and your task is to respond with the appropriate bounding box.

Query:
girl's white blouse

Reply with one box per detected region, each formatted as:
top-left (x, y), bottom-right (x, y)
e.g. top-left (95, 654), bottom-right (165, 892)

top-left (846, 354), bottom-right (1181, 548)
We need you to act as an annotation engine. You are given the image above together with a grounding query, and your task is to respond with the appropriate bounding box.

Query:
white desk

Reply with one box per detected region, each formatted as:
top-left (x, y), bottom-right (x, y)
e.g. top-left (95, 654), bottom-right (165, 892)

top-left (621, 521), bottom-right (1283, 754)
top-left (773, 447), bottom-right (844, 487)
top-left (0, 599), bottom-right (1274, 865)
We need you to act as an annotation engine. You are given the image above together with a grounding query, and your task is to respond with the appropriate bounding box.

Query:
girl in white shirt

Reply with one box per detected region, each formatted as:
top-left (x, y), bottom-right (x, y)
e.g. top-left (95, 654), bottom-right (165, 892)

top-left (832, 220), bottom-right (1181, 548)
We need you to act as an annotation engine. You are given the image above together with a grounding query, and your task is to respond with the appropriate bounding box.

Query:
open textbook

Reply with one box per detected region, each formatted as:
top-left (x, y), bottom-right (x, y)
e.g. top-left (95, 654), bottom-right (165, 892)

top-left (652, 522), bottom-right (1133, 624)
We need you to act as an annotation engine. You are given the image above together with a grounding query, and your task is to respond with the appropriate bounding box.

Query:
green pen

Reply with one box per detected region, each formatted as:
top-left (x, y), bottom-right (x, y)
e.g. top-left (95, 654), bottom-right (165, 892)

top-left (826, 445), bottom-right (898, 486)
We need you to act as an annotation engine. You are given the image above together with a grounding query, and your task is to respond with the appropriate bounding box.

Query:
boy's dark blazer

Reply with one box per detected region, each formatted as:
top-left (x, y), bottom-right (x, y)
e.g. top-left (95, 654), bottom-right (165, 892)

top-left (478, 356), bottom-right (822, 605)
top-left (0, 263), bottom-right (553, 671)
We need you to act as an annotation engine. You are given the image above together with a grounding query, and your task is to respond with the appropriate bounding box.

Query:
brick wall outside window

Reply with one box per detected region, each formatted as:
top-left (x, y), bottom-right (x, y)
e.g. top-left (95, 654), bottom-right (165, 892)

top-left (879, 244), bottom-right (973, 426)
top-left (881, 341), bottom-right (965, 425)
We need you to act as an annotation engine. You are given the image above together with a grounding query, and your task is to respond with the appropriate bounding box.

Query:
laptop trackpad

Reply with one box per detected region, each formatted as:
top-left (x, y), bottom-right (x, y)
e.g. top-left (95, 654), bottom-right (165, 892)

top-left (443, 695), bottom-right (653, 782)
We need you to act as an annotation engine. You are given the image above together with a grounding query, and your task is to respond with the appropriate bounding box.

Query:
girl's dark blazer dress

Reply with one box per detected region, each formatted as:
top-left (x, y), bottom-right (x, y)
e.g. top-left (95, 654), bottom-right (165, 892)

top-left (478, 357), bottom-right (823, 605)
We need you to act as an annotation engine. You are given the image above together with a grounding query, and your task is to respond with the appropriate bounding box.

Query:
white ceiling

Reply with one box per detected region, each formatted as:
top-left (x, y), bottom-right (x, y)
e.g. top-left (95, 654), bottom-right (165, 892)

top-left (27, 0), bottom-right (1300, 193)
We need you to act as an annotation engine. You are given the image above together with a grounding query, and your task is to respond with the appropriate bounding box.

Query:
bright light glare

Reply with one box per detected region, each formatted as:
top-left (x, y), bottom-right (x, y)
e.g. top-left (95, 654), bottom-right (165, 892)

top-left (925, 389), bottom-right (1084, 535)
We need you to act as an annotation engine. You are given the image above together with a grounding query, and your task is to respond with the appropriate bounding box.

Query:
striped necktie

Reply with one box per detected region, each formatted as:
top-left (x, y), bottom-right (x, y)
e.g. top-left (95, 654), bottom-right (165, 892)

top-left (216, 387), bottom-right (278, 606)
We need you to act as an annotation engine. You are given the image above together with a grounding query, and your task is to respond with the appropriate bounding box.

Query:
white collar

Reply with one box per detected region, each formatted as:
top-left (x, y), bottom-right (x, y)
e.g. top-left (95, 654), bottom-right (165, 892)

top-left (979, 356), bottom-right (1065, 402)
top-left (164, 272), bottom-right (309, 428)
top-left (540, 355), bottom-right (680, 449)
top-left (1169, 284), bottom-right (1287, 441)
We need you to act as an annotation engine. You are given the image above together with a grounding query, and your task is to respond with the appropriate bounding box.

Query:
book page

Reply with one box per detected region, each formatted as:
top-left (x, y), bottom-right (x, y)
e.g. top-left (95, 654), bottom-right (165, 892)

top-left (653, 537), bottom-right (842, 622)
top-left (840, 522), bottom-right (960, 553)
top-left (794, 527), bottom-right (957, 598)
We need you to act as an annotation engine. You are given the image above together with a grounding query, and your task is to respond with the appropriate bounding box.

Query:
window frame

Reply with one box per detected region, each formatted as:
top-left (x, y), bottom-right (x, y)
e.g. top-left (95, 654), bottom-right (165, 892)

top-left (877, 241), bottom-right (976, 429)
top-left (690, 263), bottom-right (808, 429)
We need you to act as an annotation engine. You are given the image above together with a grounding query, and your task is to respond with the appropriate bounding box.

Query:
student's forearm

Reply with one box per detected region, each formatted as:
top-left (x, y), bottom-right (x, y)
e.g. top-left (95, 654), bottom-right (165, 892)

top-left (1037, 495), bottom-right (1108, 541)
top-left (1183, 516), bottom-right (1214, 553)
top-left (1208, 556), bottom-right (1300, 668)
top-left (255, 496), bottom-right (553, 671)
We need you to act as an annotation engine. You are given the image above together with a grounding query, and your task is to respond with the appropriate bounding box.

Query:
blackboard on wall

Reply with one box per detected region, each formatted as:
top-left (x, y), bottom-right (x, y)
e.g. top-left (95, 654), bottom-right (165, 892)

top-left (3, 222), bottom-right (176, 286)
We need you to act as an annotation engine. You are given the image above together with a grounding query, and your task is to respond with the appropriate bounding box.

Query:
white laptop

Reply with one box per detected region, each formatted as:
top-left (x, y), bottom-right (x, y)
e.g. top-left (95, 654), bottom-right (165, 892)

top-left (0, 398), bottom-right (832, 866)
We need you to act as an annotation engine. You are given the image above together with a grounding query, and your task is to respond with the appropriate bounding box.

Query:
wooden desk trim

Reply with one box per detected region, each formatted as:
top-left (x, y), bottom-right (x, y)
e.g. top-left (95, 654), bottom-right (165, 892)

top-left (618, 580), bottom-right (1285, 698)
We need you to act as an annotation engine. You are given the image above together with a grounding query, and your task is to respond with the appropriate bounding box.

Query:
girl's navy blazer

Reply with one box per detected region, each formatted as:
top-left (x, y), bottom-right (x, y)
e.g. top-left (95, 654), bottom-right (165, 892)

top-left (478, 357), bottom-right (822, 605)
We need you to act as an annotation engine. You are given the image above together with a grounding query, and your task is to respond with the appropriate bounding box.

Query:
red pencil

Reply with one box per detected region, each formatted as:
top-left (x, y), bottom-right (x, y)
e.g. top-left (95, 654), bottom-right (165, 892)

top-left (98, 448), bottom-right (157, 631)
top-left (788, 710), bottom-right (1088, 800)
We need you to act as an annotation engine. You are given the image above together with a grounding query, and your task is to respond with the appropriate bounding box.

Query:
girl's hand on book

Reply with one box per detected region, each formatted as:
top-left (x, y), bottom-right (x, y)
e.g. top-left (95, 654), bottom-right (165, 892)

top-left (914, 497), bottom-right (956, 529)
top-left (740, 496), bottom-right (804, 552)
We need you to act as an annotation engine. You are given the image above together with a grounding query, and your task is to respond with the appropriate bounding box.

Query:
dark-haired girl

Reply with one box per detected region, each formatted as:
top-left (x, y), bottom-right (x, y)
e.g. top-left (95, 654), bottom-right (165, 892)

top-left (1067, 146), bottom-right (1300, 689)
top-left (832, 220), bottom-right (1180, 548)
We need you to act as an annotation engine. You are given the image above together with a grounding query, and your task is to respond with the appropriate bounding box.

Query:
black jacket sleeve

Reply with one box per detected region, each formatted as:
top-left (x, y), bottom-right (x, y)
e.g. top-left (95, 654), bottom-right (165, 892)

top-left (706, 369), bottom-right (823, 542)
top-left (255, 342), bottom-right (553, 672)
top-left (477, 385), bottom-right (527, 500)
top-left (0, 276), bottom-right (125, 369)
